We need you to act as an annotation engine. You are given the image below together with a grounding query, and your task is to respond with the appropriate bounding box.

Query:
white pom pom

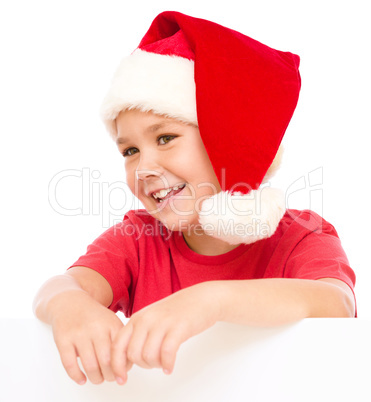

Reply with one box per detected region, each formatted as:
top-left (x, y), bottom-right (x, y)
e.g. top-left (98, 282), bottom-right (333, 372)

top-left (198, 187), bottom-right (286, 245)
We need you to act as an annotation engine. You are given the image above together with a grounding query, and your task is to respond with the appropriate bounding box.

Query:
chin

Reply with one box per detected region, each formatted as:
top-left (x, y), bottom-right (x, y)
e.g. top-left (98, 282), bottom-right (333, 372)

top-left (154, 211), bottom-right (200, 232)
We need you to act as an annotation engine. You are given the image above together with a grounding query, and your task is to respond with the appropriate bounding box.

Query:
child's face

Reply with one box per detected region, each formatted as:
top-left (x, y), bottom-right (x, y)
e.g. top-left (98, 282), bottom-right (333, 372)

top-left (116, 109), bottom-right (221, 231)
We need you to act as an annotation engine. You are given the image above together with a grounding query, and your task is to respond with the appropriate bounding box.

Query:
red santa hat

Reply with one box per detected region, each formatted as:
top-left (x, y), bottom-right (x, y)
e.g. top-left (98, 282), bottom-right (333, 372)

top-left (100, 11), bottom-right (301, 245)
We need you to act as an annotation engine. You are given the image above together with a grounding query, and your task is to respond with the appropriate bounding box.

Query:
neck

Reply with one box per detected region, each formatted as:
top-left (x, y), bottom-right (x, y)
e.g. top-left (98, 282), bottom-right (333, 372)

top-left (182, 229), bottom-right (240, 256)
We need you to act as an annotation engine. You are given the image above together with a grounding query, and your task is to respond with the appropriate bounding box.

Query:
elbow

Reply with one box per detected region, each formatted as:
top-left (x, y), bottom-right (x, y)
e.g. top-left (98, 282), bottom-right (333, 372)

top-left (322, 285), bottom-right (356, 318)
top-left (337, 288), bottom-right (356, 318)
top-left (307, 280), bottom-right (356, 318)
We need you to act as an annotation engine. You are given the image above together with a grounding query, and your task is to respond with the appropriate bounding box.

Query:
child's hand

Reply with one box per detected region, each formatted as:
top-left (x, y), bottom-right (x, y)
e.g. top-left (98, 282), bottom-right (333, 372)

top-left (111, 282), bottom-right (220, 384)
top-left (51, 291), bottom-right (124, 385)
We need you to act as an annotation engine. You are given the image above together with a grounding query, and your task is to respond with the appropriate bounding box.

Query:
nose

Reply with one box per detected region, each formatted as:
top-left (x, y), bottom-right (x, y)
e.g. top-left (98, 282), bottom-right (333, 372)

top-left (135, 152), bottom-right (164, 181)
top-left (136, 168), bottom-right (162, 181)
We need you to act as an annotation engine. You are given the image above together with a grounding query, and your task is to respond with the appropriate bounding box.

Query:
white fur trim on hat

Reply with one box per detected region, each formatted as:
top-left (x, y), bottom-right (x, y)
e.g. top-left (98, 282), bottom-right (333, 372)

top-left (198, 187), bottom-right (286, 245)
top-left (100, 49), bottom-right (197, 139)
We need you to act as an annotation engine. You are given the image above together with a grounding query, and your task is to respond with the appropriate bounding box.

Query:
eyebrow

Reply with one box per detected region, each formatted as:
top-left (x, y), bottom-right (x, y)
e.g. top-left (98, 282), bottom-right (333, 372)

top-left (116, 121), bottom-right (178, 145)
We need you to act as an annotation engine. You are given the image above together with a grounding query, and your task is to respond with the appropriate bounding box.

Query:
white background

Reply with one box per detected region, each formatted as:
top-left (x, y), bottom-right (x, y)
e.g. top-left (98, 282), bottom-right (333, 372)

top-left (3, 319), bottom-right (371, 401)
top-left (1, 0), bottom-right (370, 319)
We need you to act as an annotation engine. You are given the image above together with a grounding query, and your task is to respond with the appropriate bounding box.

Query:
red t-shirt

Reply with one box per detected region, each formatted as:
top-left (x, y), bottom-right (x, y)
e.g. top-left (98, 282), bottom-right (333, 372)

top-left (69, 209), bottom-right (356, 317)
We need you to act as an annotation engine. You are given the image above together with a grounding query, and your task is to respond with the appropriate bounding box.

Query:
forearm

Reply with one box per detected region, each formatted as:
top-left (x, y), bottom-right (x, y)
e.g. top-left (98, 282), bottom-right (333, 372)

top-left (33, 275), bottom-right (90, 324)
top-left (33, 267), bottom-right (114, 325)
top-left (207, 278), bottom-right (354, 327)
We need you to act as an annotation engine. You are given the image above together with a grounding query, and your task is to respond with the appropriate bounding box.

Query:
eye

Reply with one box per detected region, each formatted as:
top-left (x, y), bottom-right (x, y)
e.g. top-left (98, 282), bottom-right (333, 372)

top-left (122, 135), bottom-right (176, 157)
top-left (122, 147), bottom-right (139, 157)
top-left (158, 135), bottom-right (176, 145)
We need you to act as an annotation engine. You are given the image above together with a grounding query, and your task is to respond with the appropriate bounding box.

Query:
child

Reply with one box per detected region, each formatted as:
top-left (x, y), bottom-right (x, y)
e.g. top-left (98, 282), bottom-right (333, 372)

top-left (33, 11), bottom-right (356, 386)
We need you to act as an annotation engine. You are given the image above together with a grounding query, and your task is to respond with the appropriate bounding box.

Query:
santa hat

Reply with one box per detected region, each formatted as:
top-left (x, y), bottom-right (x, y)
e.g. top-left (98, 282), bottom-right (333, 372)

top-left (100, 11), bottom-right (301, 245)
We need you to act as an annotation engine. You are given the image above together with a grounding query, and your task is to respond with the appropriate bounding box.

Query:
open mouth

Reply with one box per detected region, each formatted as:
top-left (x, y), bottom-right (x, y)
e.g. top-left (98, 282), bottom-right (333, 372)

top-left (152, 184), bottom-right (186, 203)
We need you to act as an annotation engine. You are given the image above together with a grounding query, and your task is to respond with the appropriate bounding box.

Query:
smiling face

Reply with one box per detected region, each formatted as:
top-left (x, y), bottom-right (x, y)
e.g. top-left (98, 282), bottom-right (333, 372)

top-left (116, 109), bottom-right (221, 231)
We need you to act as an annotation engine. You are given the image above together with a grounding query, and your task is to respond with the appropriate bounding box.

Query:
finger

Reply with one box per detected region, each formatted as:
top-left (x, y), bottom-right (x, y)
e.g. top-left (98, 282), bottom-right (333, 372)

top-left (111, 324), bottom-right (133, 384)
top-left (57, 342), bottom-right (87, 385)
top-left (78, 342), bottom-right (104, 384)
top-left (126, 325), bottom-right (152, 370)
top-left (93, 336), bottom-right (115, 382)
top-left (126, 360), bottom-right (134, 372)
top-left (160, 331), bottom-right (183, 375)
top-left (141, 328), bottom-right (165, 368)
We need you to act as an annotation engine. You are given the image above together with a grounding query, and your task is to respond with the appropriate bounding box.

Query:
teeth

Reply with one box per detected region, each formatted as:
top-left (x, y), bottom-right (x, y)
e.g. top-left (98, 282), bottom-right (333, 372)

top-left (152, 184), bottom-right (185, 200)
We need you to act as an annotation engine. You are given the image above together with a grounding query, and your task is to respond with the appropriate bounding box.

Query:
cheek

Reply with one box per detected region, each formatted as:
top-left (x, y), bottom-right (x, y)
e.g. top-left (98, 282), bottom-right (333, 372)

top-left (173, 150), bottom-right (195, 171)
top-left (175, 140), bottom-right (210, 173)
top-left (180, 144), bottom-right (219, 189)
top-left (124, 163), bottom-right (137, 195)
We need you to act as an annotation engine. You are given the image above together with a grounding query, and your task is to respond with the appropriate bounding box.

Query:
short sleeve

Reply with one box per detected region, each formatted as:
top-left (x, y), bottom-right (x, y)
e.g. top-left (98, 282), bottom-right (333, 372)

top-left (284, 222), bottom-right (356, 295)
top-left (68, 216), bottom-right (139, 316)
